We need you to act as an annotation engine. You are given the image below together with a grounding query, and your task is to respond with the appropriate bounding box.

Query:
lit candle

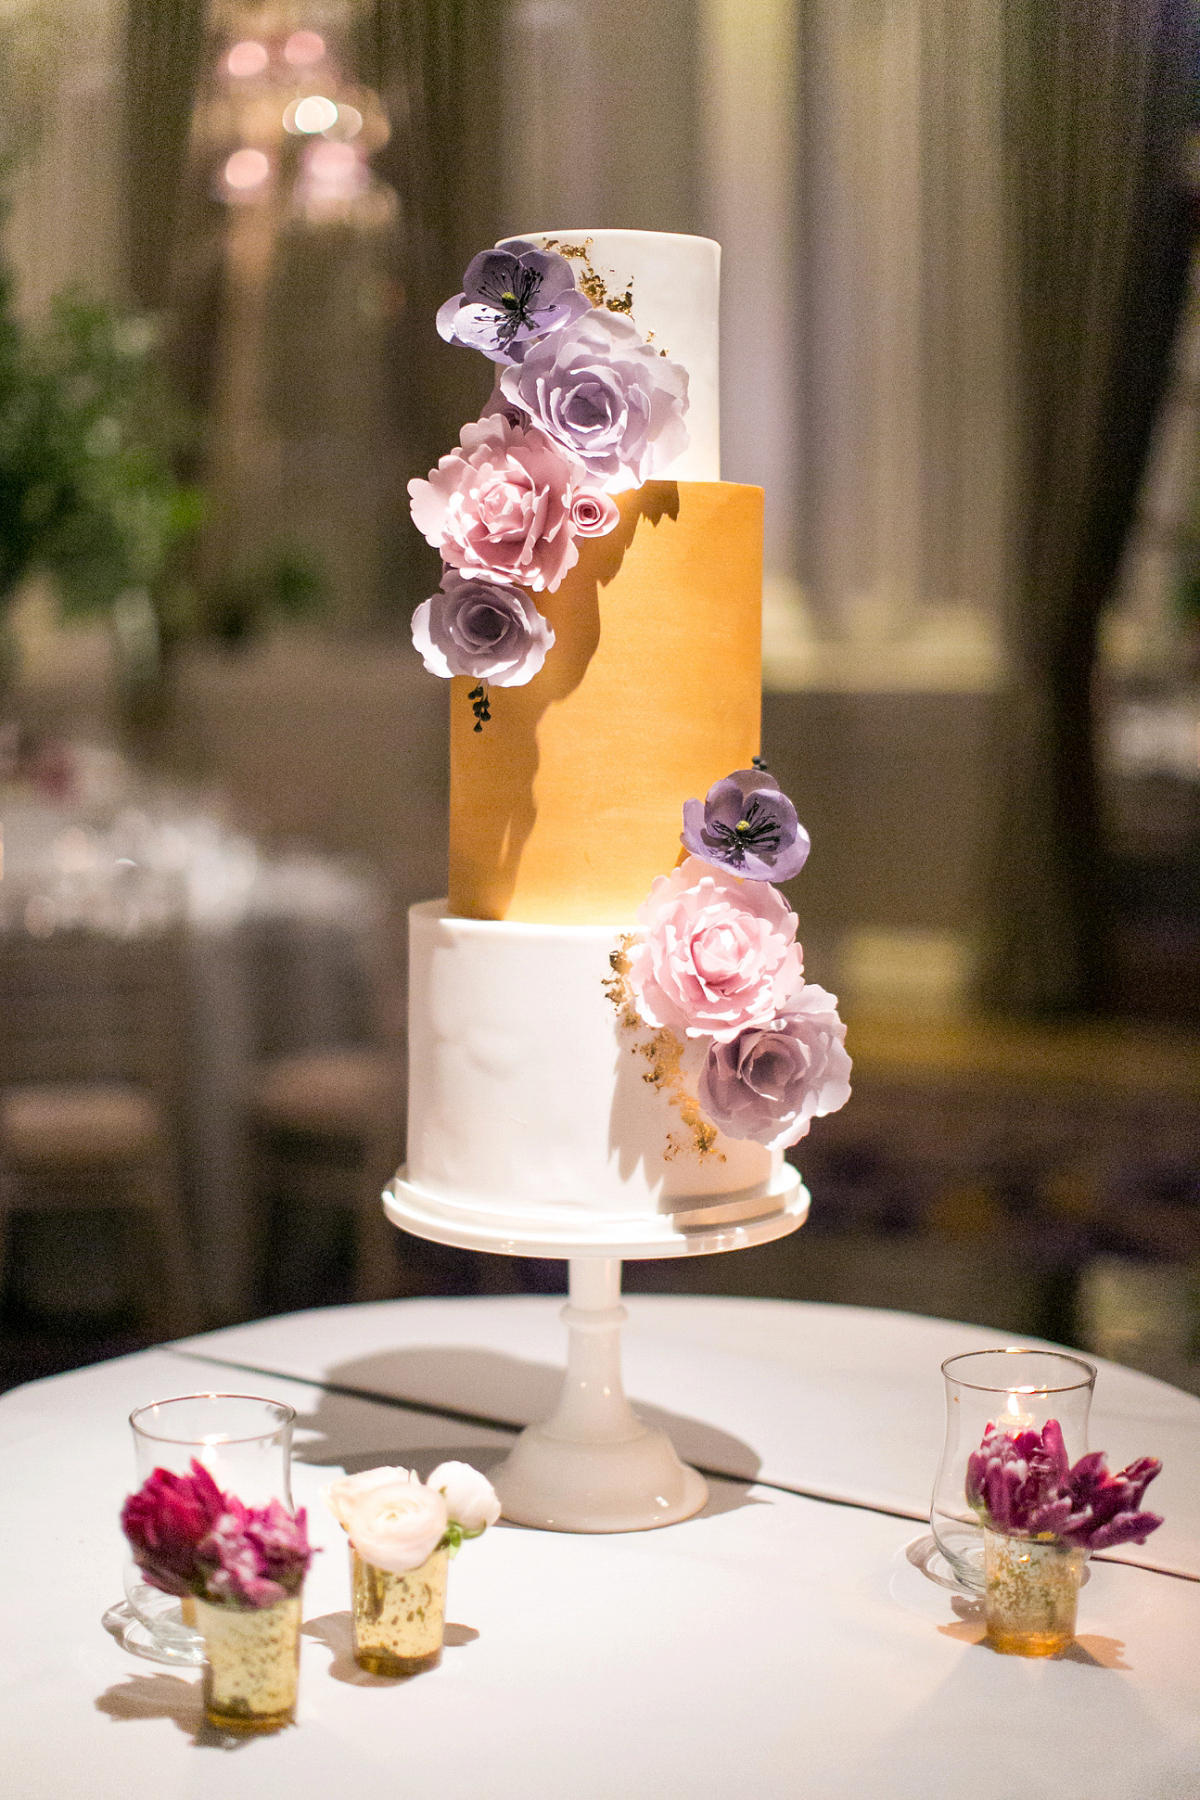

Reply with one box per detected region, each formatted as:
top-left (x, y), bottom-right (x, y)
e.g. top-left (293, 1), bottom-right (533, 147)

top-left (1002, 1388), bottom-right (1037, 1435)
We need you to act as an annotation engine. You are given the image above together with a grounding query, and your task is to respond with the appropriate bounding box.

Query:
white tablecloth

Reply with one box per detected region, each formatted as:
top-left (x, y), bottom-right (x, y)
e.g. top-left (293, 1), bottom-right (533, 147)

top-left (1, 1298), bottom-right (1197, 1799)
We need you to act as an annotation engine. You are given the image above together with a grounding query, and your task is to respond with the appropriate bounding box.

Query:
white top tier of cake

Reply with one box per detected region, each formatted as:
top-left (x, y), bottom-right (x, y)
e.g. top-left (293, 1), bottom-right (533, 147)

top-left (507, 229), bottom-right (721, 483)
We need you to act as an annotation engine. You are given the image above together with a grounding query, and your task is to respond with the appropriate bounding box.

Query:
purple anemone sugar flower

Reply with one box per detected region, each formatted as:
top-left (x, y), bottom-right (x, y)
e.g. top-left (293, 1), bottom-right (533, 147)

top-left (682, 768), bottom-right (810, 883)
top-left (411, 569), bottom-right (554, 687)
top-left (199, 1496), bottom-right (313, 1609)
top-left (965, 1419), bottom-right (1163, 1552)
top-left (436, 240), bottom-right (590, 364)
top-left (698, 983), bottom-right (851, 1149)
top-left (121, 1459), bottom-right (227, 1597)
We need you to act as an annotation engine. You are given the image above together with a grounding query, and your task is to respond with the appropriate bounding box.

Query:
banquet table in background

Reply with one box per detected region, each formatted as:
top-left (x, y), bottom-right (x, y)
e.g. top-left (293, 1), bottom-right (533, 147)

top-left (0, 1297), bottom-right (1197, 1799)
top-left (0, 794), bottom-right (387, 1320)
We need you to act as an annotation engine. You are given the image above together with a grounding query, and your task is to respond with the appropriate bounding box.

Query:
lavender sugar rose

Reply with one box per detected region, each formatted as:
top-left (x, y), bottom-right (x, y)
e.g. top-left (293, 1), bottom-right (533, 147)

top-left (411, 569), bottom-right (554, 687)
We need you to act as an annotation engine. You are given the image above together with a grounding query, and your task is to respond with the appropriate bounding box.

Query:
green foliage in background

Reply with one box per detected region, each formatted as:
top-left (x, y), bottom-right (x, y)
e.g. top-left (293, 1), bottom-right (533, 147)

top-left (0, 262), bottom-right (203, 614)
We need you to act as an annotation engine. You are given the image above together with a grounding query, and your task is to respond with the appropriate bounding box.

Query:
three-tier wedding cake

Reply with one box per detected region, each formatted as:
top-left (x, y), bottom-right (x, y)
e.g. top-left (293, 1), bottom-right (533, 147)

top-left (387, 230), bottom-right (850, 1259)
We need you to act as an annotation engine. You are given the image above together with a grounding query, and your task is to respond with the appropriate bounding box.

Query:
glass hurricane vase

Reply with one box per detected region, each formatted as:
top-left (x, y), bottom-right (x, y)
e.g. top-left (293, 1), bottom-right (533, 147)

top-left (931, 1348), bottom-right (1095, 1592)
top-left (197, 1595), bottom-right (302, 1730)
top-left (124, 1394), bottom-right (295, 1665)
top-left (351, 1547), bottom-right (448, 1676)
top-left (983, 1530), bottom-right (1086, 1656)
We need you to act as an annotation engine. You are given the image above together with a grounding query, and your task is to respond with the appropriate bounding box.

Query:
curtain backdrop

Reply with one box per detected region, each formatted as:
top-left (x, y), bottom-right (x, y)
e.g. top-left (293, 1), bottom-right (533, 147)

top-left (980, 0), bottom-right (1195, 1014)
top-left (125, 0), bottom-right (207, 309)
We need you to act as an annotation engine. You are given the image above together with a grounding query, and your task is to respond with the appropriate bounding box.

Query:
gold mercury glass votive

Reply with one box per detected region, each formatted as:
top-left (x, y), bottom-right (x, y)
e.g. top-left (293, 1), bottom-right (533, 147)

top-left (352, 1547), bottom-right (449, 1675)
top-left (983, 1529), bottom-right (1086, 1657)
top-left (196, 1595), bottom-right (302, 1730)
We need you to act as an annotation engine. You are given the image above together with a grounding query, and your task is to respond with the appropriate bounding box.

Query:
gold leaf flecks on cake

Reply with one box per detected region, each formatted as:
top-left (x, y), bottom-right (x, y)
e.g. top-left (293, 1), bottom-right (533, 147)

top-left (542, 237), bottom-right (634, 316)
top-left (602, 938), bottom-right (724, 1162)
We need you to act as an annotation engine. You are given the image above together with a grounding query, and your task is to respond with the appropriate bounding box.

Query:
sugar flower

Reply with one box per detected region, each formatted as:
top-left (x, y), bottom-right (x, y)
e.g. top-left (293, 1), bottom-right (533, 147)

top-left (698, 983), bottom-right (851, 1148)
top-left (325, 1467), bottom-right (448, 1576)
top-left (682, 768), bottom-right (810, 884)
top-left (122, 1459), bottom-right (313, 1608)
top-left (412, 569), bottom-right (554, 686)
top-left (437, 240), bottom-right (590, 364)
top-left (409, 414), bottom-right (600, 593)
top-left (628, 856), bottom-right (802, 1043)
top-left (501, 308), bottom-right (689, 489)
top-left (966, 1420), bottom-right (1163, 1552)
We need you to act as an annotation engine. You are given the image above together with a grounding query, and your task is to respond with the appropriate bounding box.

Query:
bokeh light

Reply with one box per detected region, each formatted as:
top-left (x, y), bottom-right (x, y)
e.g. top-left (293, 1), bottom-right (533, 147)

top-left (283, 31), bottom-right (325, 67)
top-left (223, 148), bottom-right (271, 191)
top-left (285, 94), bottom-right (340, 135)
top-left (226, 40), bottom-right (268, 79)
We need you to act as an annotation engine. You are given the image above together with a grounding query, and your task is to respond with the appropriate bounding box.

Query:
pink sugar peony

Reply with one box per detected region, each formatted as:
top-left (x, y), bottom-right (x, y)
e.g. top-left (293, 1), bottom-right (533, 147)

top-left (628, 856), bottom-right (803, 1043)
top-left (408, 413), bottom-right (585, 592)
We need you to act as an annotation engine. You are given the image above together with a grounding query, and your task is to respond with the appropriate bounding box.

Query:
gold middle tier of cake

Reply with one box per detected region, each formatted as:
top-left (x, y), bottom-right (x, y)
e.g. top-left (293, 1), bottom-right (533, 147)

top-left (448, 479), bottom-right (763, 927)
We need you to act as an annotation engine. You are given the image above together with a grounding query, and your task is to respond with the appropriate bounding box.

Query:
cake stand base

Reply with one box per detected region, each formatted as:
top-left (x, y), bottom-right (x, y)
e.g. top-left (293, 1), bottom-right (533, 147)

top-left (492, 1257), bottom-right (708, 1532)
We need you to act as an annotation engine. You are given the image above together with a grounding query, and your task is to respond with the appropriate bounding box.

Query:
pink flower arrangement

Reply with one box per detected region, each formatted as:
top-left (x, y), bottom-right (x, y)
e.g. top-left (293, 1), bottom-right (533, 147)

top-left (122, 1459), bottom-right (314, 1609)
top-left (408, 413), bottom-right (617, 595)
top-left (628, 856), bottom-right (803, 1043)
top-left (966, 1419), bottom-right (1163, 1552)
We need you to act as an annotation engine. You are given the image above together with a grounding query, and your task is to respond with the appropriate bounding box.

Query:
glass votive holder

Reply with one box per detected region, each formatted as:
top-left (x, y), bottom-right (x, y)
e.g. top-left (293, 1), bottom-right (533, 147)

top-left (197, 1594), bottom-right (303, 1731)
top-left (931, 1348), bottom-right (1095, 1592)
top-left (351, 1547), bottom-right (449, 1676)
top-left (124, 1394), bottom-right (295, 1665)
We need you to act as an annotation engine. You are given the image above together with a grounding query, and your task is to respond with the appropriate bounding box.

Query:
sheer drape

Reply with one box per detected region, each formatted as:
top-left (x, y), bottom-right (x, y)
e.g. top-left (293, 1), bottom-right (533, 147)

top-left (981, 0), bottom-right (1195, 1013)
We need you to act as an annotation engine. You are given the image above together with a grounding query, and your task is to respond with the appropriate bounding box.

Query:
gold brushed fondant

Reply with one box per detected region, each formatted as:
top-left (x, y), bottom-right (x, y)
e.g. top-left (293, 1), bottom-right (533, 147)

top-left (448, 480), bottom-right (763, 923)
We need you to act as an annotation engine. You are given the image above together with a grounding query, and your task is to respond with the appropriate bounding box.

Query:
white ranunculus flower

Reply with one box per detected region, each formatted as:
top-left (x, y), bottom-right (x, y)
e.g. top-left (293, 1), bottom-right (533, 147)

top-left (324, 1467), bottom-right (448, 1575)
top-left (426, 1462), bottom-right (502, 1534)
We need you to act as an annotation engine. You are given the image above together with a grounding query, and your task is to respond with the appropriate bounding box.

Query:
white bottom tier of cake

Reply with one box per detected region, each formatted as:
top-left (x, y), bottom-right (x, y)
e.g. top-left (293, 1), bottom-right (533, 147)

top-left (389, 901), bottom-right (809, 1258)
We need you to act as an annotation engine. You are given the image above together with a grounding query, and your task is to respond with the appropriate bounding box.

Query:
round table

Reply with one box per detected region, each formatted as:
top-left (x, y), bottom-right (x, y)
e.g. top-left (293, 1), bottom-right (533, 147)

top-left (1, 1297), bottom-right (1197, 1799)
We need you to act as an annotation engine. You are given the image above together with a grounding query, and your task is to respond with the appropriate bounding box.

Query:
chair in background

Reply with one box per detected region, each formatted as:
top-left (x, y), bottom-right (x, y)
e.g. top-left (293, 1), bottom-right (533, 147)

top-left (0, 928), bottom-right (201, 1338)
top-left (241, 913), bottom-right (407, 1304)
top-left (247, 1044), bottom-right (407, 1304)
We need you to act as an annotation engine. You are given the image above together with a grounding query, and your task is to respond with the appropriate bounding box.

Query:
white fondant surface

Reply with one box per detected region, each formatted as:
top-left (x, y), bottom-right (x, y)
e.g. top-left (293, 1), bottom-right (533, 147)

top-left (509, 229), bottom-right (721, 482)
top-left (404, 901), bottom-right (795, 1251)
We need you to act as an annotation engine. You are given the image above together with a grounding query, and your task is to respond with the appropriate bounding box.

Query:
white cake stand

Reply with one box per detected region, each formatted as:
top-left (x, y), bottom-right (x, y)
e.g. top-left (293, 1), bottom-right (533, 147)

top-left (383, 1162), bottom-right (809, 1532)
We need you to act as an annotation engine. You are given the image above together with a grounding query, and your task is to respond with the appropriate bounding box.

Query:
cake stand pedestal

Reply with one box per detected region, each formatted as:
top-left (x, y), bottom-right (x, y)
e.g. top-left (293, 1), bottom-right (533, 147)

top-left (384, 1163), bottom-right (808, 1532)
top-left (493, 1257), bottom-right (707, 1531)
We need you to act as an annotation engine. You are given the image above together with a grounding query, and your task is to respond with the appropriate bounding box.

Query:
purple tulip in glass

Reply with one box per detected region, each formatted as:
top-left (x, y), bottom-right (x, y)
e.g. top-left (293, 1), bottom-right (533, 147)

top-left (681, 769), bottom-right (810, 883)
top-left (437, 241), bottom-right (591, 363)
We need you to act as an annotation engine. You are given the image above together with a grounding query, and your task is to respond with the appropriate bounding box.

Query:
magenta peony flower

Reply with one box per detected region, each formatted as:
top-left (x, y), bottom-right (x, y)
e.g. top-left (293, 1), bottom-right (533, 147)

top-left (408, 414), bottom-right (586, 593)
top-left (200, 1496), bottom-right (313, 1608)
top-left (500, 308), bottom-right (689, 489)
top-left (121, 1459), bottom-right (227, 1597)
top-left (966, 1419), bottom-right (1163, 1551)
top-left (411, 570), bottom-right (554, 686)
top-left (698, 983), bottom-right (851, 1148)
top-left (628, 856), bottom-right (802, 1043)
top-left (682, 768), bottom-right (810, 884)
top-left (437, 241), bottom-right (591, 363)
top-left (123, 1459), bottom-right (314, 1608)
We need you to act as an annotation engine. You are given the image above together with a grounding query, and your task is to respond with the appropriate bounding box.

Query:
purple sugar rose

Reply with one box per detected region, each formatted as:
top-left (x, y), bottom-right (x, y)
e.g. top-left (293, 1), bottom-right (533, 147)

top-left (500, 308), bottom-right (689, 489)
top-left (411, 569), bottom-right (554, 687)
top-left (698, 982), bottom-right (851, 1148)
top-left (682, 769), bottom-right (810, 883)
top-left (437, 240), bottom-right (590, 364)
top-left (966, 1420), bottom-right (1163, 1552)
